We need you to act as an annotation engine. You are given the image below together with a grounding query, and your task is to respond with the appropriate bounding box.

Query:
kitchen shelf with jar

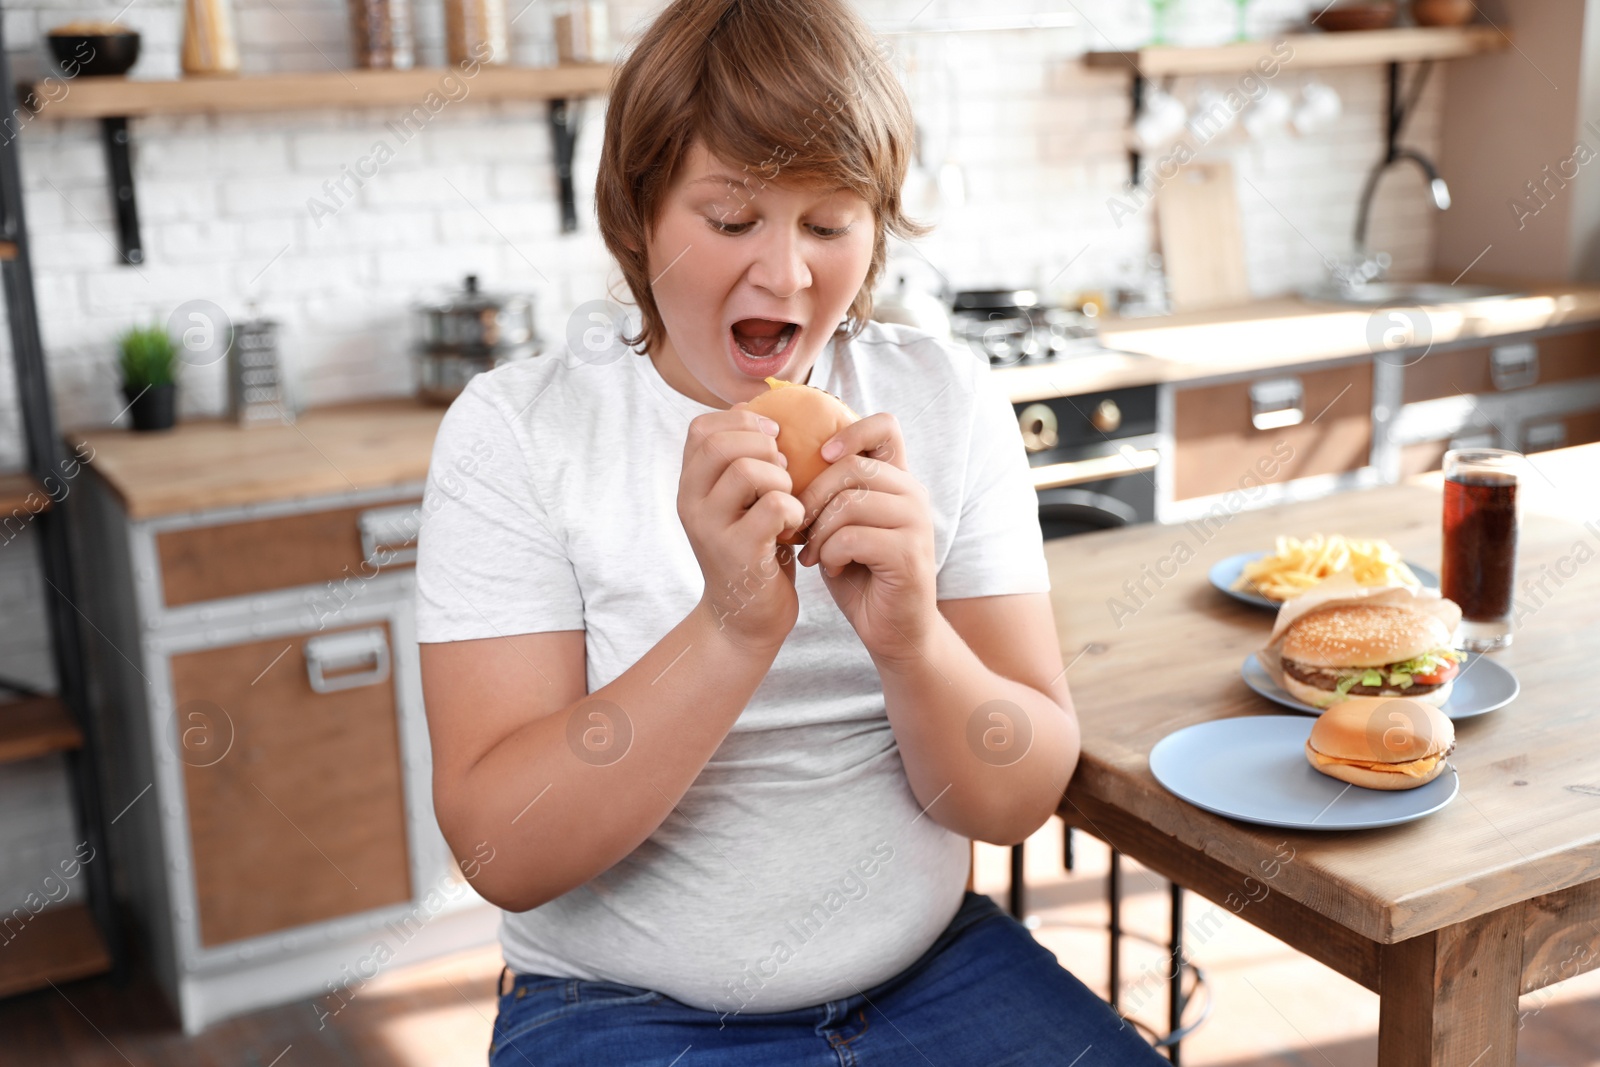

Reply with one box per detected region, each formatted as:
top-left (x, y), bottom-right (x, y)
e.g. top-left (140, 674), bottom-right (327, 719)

top-left (22, 63), bottom-right (613, 117)
top-left (1085, 24), bottom-right (1508, 185)
top-left (1083, 24), bottom-right (1505, 76)
top-left (21, 63), bottom-right (614, 262)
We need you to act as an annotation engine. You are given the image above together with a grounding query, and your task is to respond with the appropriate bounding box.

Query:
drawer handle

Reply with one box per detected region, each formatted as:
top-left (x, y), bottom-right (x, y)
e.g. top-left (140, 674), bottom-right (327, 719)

top-left (1524, 421), bottom-right (1566, 452)
top-left (358, 504), bottom-right (421, 566)
top-left (1250, 377), bottom-right (1304, 431)
top-left (1030, 447), bottom-right (1160, 490)
top-left (305, 628), bottom-right (391, 694)
top-left (1489, 342), bottom-right (1538, 391)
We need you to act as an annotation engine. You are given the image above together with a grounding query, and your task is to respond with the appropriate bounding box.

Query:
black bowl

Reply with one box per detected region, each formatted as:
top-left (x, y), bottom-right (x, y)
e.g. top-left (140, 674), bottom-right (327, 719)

top-left (48, 32), bottom-right (141, 77)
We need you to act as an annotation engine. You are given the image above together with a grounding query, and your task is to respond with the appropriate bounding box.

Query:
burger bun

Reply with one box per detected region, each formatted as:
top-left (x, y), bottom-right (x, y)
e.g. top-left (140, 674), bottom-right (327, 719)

top-left (742, 377), bottom-right (859, 545)
top-left (1304, 696), bottom-right (1455, 790)
top-left (1281, 603), bottom-right (1454, 668)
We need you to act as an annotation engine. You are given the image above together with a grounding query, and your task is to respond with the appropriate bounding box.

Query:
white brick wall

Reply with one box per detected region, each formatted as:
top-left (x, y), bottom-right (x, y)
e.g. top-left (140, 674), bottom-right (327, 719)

top-left (0, 0), bottom-right (1447, 912)
top-left (0, 0), bottom-right (1444, 454)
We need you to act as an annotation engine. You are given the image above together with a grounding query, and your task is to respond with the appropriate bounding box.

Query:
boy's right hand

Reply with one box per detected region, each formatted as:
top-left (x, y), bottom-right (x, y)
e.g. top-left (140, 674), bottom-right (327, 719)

top-left (679, 407), bottom-right (806, 651)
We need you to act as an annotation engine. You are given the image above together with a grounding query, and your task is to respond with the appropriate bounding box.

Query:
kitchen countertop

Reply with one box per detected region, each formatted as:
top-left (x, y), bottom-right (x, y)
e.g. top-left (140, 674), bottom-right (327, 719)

top-left (67, 398), bottom-right (445, 521)
top-left (69, 283), bottom-right (1600, 519)
top-left (997, 283), bottom-right (1600, 402)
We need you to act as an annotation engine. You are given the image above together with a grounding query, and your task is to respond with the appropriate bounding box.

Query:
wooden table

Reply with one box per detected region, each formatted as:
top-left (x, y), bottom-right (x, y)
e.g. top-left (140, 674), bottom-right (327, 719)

top-left (1048, 442), bottom-right (1600, 1065)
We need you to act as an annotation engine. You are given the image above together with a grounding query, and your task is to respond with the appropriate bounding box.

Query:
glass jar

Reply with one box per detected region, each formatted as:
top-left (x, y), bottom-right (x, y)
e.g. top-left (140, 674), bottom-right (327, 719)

top-left (181, 0), bottom-right (240, 75)
top-left (445, 0), bottom-right (508, 66)
top-left (348, 0), bottom-right (414, 69)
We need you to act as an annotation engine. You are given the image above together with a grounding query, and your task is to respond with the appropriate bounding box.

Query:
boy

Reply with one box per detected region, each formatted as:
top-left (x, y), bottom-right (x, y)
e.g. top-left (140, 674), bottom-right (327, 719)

top-left (417, 0), bottom-right (1167, 1062)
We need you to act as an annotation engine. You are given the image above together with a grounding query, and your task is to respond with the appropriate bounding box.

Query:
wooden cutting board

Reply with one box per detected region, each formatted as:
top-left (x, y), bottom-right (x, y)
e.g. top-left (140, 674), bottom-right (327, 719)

top-left (1158, 159), bottom-right (1252, 312)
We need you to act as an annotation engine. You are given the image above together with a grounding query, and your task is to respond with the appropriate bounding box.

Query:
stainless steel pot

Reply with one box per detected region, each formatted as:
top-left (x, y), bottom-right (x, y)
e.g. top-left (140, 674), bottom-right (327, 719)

top-left (413, 274), bottom-right (541, 404)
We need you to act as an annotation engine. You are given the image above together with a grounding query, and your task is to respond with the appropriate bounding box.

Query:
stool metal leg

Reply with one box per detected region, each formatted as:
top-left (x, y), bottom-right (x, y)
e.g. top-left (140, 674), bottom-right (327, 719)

top-left (1107, 848), bottom-right (1121, 1012)
top-left (1101, 847), bottom-right (1206, 1057)
top-left (1169, 882), bottom-right (1184, 1064)
top-left (1008, 843), bottom-right (1026, 919)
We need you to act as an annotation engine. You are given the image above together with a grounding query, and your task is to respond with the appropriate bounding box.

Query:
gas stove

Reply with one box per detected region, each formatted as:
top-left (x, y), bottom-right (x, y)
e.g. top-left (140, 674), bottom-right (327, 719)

top-left (948, 289), bottom-right (1103, 367)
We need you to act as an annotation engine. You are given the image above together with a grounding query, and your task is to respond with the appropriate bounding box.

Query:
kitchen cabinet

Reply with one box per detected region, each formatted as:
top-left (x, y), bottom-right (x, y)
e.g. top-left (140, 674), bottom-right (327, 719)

top-left (1161, 359), bottom-right (1377, 518)
top-left (66, 403), bottom-right (496, 1034)
top-left (156, 500), bottom-right (419, 607)
top-left (1388, 325), bottom-right (1600, 474)
top-left (172, 623), bottom-right (413, 948)
top-left (1400, 328), bottom-right (1600, 403)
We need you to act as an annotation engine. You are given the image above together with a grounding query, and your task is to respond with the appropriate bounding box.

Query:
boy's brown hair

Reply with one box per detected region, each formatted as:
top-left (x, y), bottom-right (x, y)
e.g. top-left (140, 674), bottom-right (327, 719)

top-left (596, 0), bottom-right (924, 354)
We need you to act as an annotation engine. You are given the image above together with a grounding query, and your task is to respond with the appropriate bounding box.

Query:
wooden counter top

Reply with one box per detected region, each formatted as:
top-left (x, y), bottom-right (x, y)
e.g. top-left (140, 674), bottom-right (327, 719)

top-left (67, 398), bottom-right (445, 521)
top-left (70, 282), bottom-right (1600, 519)
top-left (997, 283), bottom-right (1600, 402)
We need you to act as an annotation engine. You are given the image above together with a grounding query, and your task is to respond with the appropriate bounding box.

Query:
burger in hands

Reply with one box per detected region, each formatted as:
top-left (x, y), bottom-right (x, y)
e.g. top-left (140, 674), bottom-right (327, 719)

top-left (1278, 602), bottom-right (1465, 709)
top-left (743, 376), bottom-right (859, 545)
top-left (1304, 696), bottom-right (1455, 790)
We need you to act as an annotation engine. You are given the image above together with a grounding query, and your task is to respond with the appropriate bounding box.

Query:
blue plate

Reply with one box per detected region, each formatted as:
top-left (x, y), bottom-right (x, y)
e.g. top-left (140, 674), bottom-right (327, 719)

top-left (1150, 716), bottom-right (1459, 830)
top-left (1241, 651), bottom-right (1517, 721)
top-left (1209, 551), bottom-right (1439, 611)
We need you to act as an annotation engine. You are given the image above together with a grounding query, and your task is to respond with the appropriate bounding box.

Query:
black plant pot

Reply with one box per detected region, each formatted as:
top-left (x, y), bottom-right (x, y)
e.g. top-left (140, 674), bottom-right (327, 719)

top-left (124, 382), bottom-right (176, 432)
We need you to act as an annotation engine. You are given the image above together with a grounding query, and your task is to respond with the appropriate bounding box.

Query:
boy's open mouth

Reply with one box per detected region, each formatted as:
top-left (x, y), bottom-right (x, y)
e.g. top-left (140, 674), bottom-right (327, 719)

top-left (731, 318), bottom-right (800, 360)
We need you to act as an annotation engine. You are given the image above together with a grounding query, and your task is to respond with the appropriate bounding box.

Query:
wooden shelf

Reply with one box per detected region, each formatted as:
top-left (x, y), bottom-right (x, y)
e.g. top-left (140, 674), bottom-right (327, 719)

top-left (26, 63), bottom-right (615, 119)
top-left (0, 696), bottom-right (83, 765)
top-left (0, 471), bottom-right (47, 515)
top-left (0, 903), bottom-right (112, 998)
top-left (1084, 25), bottom-right (1508, 76)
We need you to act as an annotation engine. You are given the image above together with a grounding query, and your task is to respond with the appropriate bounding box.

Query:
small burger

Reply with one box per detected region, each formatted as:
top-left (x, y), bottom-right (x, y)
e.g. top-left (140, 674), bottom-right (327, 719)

top-left (743, 376), bottom-right (859, 545)
top-left (1278, 602), bottom-right (1464, 708)
top-left (1304, 695), bottom-right (1455, 790)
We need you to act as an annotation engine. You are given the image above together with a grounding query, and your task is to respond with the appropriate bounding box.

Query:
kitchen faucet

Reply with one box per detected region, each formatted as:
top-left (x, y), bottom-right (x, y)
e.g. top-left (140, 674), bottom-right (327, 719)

top-left (1353, 147), bottom-right (1452, 256)
top-left (1339, 60), bottom-right (1451, 289)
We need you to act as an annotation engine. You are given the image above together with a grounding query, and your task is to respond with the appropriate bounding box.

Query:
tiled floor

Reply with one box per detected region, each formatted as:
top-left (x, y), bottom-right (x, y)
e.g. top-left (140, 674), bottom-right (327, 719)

top-left (7, 817), bottom-right (1598, 1064)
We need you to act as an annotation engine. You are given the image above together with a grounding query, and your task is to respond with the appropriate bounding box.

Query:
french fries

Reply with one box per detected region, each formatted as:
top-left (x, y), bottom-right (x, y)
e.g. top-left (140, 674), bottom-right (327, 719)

top-left (1233, 533), bottom-right (1421, 602)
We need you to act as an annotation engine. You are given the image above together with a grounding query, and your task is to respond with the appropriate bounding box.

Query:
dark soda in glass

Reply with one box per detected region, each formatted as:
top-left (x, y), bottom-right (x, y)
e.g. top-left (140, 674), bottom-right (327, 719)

top-left (1441, 450), bottom-right (1520, 650)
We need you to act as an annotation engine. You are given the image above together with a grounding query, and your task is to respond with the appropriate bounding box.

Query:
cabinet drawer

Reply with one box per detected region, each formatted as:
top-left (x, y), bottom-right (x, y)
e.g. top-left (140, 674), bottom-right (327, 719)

top-left (157, 499), bottom-right (421, 608)
top-left (1523, 406), bottom-right (1600, 453)
top-left (1173, 364), bottom-right (1372, 501)
top-left (170, 622), bottom-right (413, 947)
top-left (1402, 328), bottom-right (1600, 404)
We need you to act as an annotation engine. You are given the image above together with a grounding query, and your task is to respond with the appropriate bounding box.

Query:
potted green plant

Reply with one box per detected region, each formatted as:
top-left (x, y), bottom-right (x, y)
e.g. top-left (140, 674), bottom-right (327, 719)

top-left (117, 323), bottom-right (178, 432)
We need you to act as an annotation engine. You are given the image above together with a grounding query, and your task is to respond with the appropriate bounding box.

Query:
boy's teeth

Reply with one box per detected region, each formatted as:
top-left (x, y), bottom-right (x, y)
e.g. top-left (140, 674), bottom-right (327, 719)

top-left (734, 322), bottom-right (797, 359)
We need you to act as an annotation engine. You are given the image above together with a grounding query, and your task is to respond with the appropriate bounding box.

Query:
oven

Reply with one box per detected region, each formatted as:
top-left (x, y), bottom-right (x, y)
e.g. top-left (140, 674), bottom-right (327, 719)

top-left (1013, 384), bottom-right (1161, 539)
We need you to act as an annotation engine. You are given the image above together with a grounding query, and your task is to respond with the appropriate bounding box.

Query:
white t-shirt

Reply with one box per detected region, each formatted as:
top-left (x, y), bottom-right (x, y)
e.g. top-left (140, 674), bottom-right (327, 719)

top-left (414, 319), bottom-right (1049, 1014)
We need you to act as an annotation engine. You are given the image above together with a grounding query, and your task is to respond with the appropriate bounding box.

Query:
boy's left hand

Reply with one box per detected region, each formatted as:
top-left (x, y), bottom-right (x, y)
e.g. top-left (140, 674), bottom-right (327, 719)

top-left (795, 412), bottom-right (937, 671)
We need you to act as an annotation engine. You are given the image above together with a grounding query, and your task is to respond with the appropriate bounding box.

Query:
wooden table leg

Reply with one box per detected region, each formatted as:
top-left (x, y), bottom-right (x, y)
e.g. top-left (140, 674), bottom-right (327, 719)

top-left (1377, 904), bottom-right (1524, 1067)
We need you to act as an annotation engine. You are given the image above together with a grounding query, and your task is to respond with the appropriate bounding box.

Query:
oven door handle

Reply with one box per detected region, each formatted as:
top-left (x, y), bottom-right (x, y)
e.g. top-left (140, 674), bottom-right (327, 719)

top-left (1029, 447), bottom-right (1160, 491)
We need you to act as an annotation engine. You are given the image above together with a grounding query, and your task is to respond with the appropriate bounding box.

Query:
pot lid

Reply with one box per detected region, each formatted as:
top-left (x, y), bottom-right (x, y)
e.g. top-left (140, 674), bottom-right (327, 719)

top-left (950, 288), bottom-right (1041, 313)
top-left (415, 274), bottom-right (531, 314)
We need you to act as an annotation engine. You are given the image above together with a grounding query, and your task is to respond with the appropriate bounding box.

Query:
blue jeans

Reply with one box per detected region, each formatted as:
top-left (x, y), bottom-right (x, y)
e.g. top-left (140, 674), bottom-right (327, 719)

top-left (488, 890), bottom-right (1167, 1066)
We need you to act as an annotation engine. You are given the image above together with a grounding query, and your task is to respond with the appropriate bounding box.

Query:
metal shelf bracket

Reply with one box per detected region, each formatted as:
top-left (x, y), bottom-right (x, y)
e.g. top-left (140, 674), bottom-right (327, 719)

top-left (548, 98), bottom-right (582, 234)
top-left (101, 116), bottom-right (143, 266)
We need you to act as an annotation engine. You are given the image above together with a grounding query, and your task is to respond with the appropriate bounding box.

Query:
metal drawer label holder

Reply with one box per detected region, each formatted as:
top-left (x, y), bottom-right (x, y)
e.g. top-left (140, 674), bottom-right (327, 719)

top-left (1489, 342), bottom-right (1539, 392)
top-left (304, 627), bottom-right (392, 693)
top-left (358, 504), bottom-right (422, 567)
top-left (1250, 377), bottom-right (1305, 431)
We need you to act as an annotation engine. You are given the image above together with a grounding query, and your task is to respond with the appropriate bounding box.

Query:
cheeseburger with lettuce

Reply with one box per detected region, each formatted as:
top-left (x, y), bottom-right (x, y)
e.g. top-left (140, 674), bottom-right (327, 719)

top-left (1278, 603), bottom-right (1465, 708)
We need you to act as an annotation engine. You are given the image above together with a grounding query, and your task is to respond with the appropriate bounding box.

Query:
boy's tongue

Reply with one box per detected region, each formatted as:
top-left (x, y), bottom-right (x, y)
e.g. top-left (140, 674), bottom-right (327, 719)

top-left (732, 318), bottom-right (793, 358)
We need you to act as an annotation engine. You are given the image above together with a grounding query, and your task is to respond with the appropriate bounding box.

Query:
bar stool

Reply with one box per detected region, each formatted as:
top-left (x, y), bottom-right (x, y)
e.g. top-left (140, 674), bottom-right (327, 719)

top-left (1007, 827), bottom-right (1210, 1063)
